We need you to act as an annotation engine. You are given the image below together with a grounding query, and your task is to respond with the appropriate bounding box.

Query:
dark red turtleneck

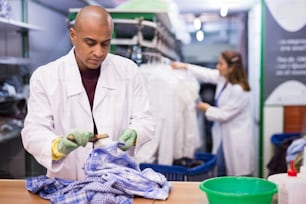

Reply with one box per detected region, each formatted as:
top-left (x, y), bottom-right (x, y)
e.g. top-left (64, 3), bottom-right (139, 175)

top-left (79, 68), bottom-right (101, 135)
top-left (79, 68), bottom-right (101, 109)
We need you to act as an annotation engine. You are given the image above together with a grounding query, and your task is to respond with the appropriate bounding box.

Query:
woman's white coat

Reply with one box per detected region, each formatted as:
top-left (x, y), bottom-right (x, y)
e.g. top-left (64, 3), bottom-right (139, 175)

top-left (188, 65), bottom-right (255, 176)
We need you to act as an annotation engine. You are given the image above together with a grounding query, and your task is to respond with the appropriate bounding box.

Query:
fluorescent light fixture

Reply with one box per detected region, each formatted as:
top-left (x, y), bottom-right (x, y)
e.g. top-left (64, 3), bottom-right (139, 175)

top-left (193, 17), bottom-right (202, 30)
top-left (196, 30), bottom-right (204, 41)
top-left (220, 5), bottom-right (228, 17)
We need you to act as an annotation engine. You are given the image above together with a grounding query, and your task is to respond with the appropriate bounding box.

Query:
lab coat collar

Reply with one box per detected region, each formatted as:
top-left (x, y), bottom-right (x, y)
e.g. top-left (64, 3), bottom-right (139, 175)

top-left (65, 48), bottom-right (83, 97)
top-left (99, 54), bottom-right (117, 90)
top-left (64, 48), bottom-right (119, 112)
top-left (64, 48), bottom-right (117, 98)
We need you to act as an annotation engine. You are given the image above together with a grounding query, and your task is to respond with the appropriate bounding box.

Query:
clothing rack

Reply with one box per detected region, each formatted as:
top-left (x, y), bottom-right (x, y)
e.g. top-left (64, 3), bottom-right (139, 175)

top-left (141, 51), bottom-right (172, 65)
top-left (111, 17), bottom-right (180, 61)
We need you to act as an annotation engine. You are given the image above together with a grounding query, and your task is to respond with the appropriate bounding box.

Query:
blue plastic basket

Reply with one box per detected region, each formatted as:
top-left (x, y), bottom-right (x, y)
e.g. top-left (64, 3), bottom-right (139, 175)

top-left (270, 132), bottom-right (301, 147)
top-left (139, 152), bottom-right (217, 181)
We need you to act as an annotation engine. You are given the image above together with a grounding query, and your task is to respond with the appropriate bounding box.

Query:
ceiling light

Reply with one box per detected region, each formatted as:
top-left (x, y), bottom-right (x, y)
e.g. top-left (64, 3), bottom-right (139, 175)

top-left (196, 30), bottom-right (204, 42)
top-left (220, 6), bottom-right (228, 17)
top-left (193, 17), bottom-right (202, 30)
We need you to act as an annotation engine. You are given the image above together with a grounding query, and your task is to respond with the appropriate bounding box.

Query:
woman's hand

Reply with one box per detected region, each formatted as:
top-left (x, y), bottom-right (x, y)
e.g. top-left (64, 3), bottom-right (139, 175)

top-left (196, 102), bottom-right (211, 112)
top-left (170, 61), bottom-right (188, 70)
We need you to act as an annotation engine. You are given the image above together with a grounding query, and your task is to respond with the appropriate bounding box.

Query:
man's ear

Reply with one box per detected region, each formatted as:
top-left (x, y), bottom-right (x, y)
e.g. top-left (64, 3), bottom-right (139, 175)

top-left (69, 27), bottom-right (76, 45)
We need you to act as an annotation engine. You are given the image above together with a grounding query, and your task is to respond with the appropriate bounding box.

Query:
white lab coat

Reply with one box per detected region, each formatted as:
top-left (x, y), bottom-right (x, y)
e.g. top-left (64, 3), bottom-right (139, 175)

top-left (188, 65), bottom-right (255, 176)
top-left (21, 48), bottom-right (155, 180)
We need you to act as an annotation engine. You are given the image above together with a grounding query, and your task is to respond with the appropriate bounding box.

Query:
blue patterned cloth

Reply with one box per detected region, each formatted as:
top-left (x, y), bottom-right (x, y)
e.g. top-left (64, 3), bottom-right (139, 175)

top-left (26, 142), bottom-right (172, 204)
top-left (286, 137), bottom-right (306, 163)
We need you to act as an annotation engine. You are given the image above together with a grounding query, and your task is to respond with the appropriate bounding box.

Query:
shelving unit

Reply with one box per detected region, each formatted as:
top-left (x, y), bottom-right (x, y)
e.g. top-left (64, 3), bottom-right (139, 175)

top-left (111, 18), bottom-right (179, 60)
top-left (68, 8), bottom-right (182, 62)
top-left (0, 12), bottom-right (43, 178)
top-left (0, 16), bottom-right (41, 65)
top-left (0, 15), bottom-right (41, 94)
top-left (0, 16), bottom-right (41, 31)
top-left (0, 15), bottom-right (41, 141)
top-left (0, 56), bottom-right (31, 65)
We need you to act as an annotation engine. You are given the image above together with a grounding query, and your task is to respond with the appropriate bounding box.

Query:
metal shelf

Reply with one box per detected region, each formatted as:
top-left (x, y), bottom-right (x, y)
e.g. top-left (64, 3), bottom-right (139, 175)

top-left (0, 127), bottom-right (22, 143)
top-left (0, 56), bottom-right (31, 66)
top-left (0, 17), bottom-right (42, 32)
top-left (0, 17), bottom-right (41, 66)
top-left (111, 18), bottom-right (180, 60)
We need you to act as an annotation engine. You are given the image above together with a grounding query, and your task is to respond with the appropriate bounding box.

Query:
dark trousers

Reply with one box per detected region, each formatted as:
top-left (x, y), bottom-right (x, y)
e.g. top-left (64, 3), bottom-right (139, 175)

top-left (217, 143), bottom-right (227, 176)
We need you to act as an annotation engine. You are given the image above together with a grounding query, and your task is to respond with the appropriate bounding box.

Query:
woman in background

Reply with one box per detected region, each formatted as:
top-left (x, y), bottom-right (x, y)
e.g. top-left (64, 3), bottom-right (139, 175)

top-left (171, 50), bottom-right (255, 176)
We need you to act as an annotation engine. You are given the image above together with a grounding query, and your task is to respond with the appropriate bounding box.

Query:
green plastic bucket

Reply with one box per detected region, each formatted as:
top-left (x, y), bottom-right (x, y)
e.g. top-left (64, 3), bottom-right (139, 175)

top-left (199, 176), bottom-right (278, 204)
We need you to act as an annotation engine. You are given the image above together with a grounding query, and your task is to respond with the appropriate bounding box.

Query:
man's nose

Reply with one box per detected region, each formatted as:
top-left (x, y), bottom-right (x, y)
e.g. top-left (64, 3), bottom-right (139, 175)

top-left (93, 45), bottom-right (104, 57)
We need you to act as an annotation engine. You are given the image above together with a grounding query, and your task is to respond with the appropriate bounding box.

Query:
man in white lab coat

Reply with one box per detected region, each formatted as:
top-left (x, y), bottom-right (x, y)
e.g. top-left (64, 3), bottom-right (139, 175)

top-left (21, 5), bottom-right (155, 180)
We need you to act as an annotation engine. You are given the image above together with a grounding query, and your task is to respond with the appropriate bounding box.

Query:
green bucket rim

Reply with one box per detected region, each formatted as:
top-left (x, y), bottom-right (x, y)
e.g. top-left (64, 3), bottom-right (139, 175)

top-left (199, 176), bottom-right (278, 198)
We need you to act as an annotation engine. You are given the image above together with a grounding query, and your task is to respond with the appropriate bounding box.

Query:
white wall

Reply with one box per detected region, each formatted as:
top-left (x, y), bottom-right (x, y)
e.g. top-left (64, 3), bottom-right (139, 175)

top-left (28, 1), bottom-right (72, 72)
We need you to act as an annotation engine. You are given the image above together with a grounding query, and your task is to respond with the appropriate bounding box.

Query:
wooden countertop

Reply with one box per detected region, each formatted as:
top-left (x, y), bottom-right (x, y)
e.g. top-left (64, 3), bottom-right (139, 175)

top-left (0, 179), bottom-right (209, 204)
top-left (0, 179), bottom-right (48, 204)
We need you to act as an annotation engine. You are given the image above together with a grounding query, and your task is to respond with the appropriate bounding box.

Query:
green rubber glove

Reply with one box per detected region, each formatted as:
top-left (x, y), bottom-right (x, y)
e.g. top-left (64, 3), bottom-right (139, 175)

top-left (57, 130), bottom-right (94, 155)
top-left (118, 128), bottom-right (137, 151)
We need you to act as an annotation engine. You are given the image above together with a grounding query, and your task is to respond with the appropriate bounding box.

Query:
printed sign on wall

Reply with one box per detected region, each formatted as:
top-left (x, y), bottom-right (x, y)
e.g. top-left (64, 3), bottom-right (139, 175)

top-left (264, 0), bottom-right (306, 105)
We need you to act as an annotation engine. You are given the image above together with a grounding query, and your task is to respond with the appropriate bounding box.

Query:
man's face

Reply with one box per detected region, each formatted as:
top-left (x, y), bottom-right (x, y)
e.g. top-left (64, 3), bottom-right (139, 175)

top-left (70, 21), bottom-right (112, 70)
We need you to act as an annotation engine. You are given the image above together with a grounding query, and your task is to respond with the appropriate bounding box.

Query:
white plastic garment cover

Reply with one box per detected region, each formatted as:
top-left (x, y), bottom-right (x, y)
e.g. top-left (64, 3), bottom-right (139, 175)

top-left (137, 63), bottom-right (201, 165)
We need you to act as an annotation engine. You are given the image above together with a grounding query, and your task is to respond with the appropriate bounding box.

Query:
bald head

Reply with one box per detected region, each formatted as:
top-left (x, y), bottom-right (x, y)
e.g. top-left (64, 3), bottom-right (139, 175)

top-left (74, 5), bottom-right (113, 32)
top-left (70, 5), bottom-right (114, 70)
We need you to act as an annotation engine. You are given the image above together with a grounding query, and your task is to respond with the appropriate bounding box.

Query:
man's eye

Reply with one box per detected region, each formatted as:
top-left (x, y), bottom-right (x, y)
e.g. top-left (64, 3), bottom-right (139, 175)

top-left (85, 40), bottom-right (96, 46)
top-left (101, 41), bottom-right (111, 47)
